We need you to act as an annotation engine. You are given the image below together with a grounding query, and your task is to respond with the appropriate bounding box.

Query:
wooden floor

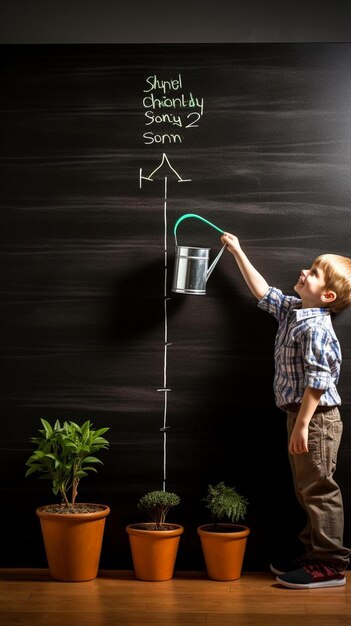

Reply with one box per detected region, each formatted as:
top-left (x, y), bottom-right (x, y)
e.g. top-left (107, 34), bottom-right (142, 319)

top-left (0, 569), bottom-right (350, 626)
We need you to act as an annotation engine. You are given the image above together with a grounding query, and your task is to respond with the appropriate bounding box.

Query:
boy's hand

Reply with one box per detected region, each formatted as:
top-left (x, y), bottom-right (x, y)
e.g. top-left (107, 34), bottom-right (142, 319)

top-left (289, 424), bottom-right (309, 455)
top-left (221, 232), bottom-right (241, 254)
top-left (289, 389), bottom-right (323, 455)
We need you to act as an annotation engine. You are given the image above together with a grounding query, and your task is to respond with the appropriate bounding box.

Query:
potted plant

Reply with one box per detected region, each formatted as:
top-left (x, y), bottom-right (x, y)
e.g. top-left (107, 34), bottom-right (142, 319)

top-left (197, 481), bottom-right (250, 581)
top-left (25, 418), bottom-right (110, 581)
top-left (126, 490), bottom-right (183, 581)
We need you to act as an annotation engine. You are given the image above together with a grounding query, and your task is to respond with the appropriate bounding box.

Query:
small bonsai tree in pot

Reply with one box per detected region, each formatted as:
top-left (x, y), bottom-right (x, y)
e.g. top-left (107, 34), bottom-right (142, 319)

top-left (137, 490), bottom-right (181, 530)
top-left (197, 481), bottom-right (250, 581)
top-left (126, 490), bottom-right (183, 581)
top-left (25, 418), bottom-right (110, 581)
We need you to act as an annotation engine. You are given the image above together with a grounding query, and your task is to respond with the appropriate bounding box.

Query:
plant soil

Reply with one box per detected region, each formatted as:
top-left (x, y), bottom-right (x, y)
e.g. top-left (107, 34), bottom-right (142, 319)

top-left (202, 523), bottom-right (248, 533)
top-left (39, 504), bottom-right (107, 514)
top-left (129, 523), bottom-right (180, 531)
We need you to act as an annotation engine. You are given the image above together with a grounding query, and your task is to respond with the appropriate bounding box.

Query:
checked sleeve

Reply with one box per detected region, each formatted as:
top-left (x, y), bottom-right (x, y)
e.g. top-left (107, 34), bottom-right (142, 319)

top-left (300, 326), bottom-right (340, 391)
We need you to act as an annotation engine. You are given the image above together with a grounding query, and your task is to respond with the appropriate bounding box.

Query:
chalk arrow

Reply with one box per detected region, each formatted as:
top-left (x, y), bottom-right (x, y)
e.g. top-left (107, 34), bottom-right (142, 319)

top-left (139, 153), bottom-right (191, 188)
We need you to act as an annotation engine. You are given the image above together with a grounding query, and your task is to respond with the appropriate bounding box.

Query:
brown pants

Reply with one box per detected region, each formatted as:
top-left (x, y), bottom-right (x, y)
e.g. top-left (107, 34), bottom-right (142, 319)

top-left (287, 407), bottom-right (350, 570)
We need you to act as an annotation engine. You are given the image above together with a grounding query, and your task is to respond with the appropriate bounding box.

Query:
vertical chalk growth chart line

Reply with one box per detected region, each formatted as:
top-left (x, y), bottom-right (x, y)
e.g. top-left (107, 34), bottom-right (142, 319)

top-left (140, 153), bottom-right (191, 491)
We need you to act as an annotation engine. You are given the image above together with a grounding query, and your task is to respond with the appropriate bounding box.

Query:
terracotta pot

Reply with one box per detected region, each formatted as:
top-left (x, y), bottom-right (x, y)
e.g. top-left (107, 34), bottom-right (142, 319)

top-left (197, 523), bottom-right (250, 581)
top-left (36, 504), bottom-right (110, 581)
top-left (126, 523), bottom-right (184, 581)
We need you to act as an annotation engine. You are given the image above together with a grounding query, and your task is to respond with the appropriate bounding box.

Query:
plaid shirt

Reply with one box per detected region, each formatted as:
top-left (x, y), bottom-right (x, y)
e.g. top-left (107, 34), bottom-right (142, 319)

top-left (258, 287), bottom-right (341, 408)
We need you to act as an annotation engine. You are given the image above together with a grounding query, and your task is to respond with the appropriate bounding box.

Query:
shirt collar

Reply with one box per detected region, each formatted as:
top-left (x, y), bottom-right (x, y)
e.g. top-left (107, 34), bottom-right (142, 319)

top-left (293, 306), bottom-right (331, 321)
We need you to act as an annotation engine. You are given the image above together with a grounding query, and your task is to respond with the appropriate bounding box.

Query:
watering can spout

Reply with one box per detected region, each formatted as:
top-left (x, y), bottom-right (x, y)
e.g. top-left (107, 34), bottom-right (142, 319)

top-left (206, 244), bottom-right (226, 281)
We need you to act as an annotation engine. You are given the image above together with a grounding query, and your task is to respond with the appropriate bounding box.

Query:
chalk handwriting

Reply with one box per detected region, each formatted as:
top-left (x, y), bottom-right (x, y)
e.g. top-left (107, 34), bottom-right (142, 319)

top-left (142, 74), bottom-right (204, 145)
top-left (143, 132), bottom-right (182, 145)
top-left (144, 74), bottom-right (183, 94)
top-left (144, 111), bottom-right (183, 127)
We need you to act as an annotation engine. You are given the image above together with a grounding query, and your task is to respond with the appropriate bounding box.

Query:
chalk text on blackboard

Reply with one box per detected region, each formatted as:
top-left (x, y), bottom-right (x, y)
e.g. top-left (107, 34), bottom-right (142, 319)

top-left (143, 132), bottom-right (182, 145)
top-left (143, 93), bottom-right (204, 116)
top-left (144, 74), bottom-right (183, 94)
top-left (144, 112), bottom-right (182, 127)
top-left (142, 74), bottom-right (204, 144)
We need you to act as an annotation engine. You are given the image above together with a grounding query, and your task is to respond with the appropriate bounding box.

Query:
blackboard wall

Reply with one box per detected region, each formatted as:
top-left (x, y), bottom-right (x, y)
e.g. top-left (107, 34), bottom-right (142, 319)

top-left (1, 43), bottom-right (351, 571)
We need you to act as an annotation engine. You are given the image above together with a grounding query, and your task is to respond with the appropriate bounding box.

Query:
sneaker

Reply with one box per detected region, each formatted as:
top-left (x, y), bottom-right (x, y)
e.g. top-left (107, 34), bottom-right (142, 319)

top-left (276, 561), bottom-right (346, 589)
top-left (270, 554), bottom-right (308, 575)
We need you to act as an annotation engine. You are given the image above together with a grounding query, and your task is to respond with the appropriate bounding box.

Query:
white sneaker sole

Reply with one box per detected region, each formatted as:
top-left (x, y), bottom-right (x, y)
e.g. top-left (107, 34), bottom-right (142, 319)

top-left (276, 575), bottom-right (346, 589)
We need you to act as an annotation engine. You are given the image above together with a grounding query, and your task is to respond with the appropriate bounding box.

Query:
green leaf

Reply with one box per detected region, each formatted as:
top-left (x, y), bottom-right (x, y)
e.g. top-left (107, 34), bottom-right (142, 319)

top-left (25, 465), bottom-right (42, 477)
top-left (92, 436), bottom-right (109, 444)
top-left (31, 450), bottom-right (46, 459)
top-left (44, 453), bottom-right (57, 460)
top-left (94, 427), bottom-right (110, 437)
top-left (40, 419), bottom-right (53, 439)
top-left (76, 470), bottom-right (88, 478)
top-left (80, 421), bottom-right (91, 435)
top-left (61, 440), bottom-right (76, 448)
top-left (81, 456), bottom-right (103, 464)
top-left (69, 421), bottom-right (82, 432)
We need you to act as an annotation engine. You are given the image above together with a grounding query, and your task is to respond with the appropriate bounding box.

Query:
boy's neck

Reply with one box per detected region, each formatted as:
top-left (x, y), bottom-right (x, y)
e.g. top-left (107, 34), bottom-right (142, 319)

top-left (300, 300), bottom-right (330, 311)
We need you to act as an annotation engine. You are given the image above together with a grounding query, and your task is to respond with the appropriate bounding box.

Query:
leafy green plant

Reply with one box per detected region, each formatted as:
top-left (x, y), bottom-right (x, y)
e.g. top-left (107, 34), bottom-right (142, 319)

top-left (138, 490), bottom-right (180, 530)
top-left (25, 419), bottom-right (109, 508)
top-left (203, 482), bottom-right (248, 527)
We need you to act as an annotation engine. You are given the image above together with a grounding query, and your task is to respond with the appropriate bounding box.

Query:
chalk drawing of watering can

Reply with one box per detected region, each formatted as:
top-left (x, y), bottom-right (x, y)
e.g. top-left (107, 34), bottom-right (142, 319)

top-left (172, 213), bottom-right (226, 295)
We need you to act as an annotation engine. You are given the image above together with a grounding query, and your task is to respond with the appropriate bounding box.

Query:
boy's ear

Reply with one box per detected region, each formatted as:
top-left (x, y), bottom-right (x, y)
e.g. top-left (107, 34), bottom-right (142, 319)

top-left (321, 290), bottom-right (337, 304)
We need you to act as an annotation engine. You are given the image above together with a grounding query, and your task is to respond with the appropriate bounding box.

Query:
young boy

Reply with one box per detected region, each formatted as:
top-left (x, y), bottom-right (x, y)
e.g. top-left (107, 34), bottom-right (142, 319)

top-left (221, 231), bottom-right (351, 589)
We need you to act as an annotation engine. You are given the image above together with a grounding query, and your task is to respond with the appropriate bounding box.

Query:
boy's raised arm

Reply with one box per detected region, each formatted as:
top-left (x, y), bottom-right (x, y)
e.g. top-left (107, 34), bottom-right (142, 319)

top-left (221, 232), bottom-right (269, 301)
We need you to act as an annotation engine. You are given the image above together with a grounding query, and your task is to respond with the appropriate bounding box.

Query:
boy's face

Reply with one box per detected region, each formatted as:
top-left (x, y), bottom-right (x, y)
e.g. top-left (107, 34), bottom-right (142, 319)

top-left (294, 263), bottom-right (335, 308)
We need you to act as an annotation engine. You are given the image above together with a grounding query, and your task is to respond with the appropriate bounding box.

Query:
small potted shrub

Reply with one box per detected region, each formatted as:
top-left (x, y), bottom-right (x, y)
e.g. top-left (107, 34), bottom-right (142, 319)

top-left (25, 418), bottom-right (110, 581)
top-left (197, 481), bottom-right (250, 581)
top-left (126, 490), bottom-right (183, 581)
